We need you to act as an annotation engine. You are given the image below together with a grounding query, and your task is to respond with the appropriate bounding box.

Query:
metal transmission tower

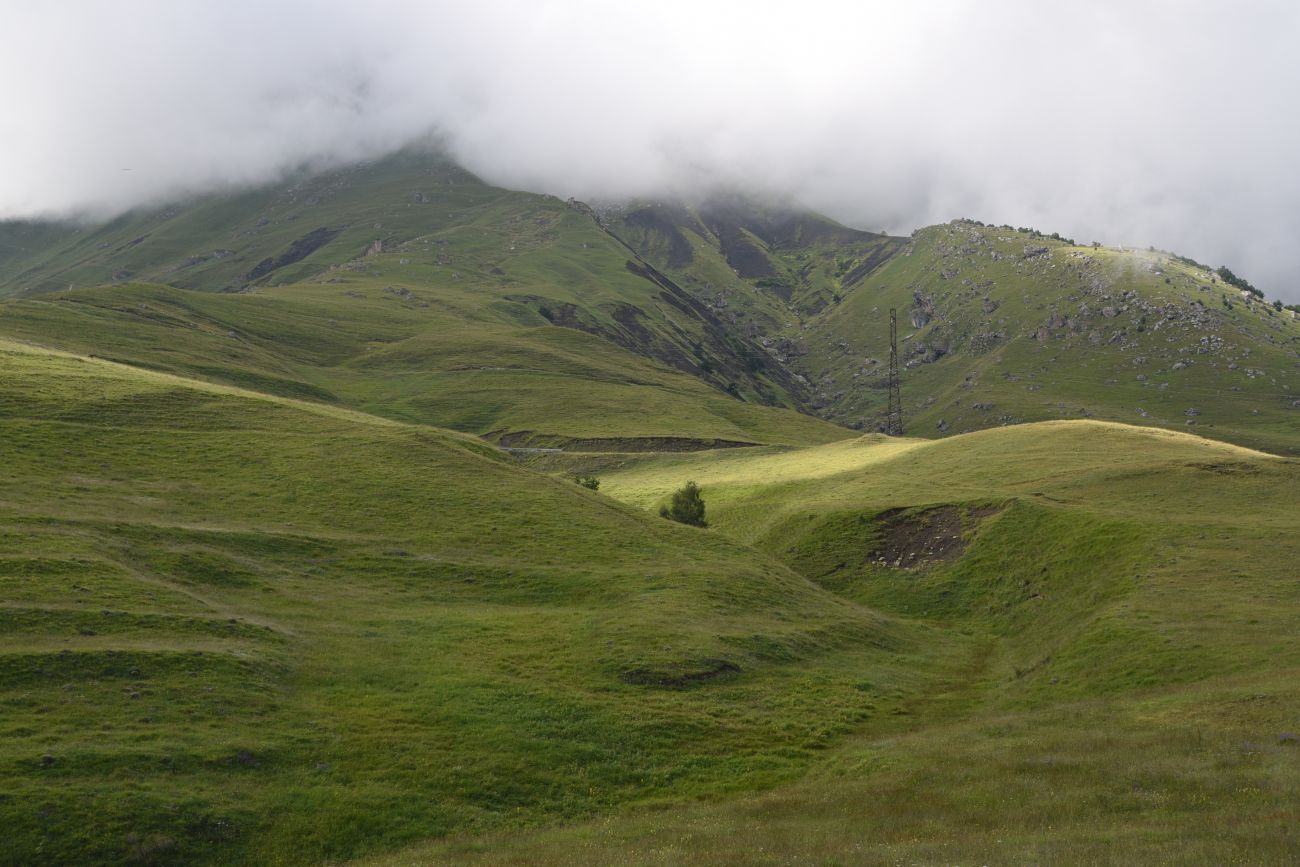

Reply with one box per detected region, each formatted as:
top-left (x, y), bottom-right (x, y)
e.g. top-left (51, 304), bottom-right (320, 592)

top-left (886, 308), bottom-right (904, 436)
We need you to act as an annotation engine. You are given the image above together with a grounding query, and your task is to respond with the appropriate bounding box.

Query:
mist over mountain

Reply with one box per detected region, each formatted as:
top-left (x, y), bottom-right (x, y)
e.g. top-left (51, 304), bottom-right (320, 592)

top-left (4, 1), bottom-right (1300, 299)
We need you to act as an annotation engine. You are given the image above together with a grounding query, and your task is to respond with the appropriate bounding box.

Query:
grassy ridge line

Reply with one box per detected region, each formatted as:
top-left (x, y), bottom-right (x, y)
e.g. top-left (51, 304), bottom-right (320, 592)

top-left (0, 331), bottom-right (514, 481)
top-left (0, 341), bottom-right (966, 865)
top-left (594, 420), bottom-right (1276, 530)
top-left (0, 334), bottom-right (477, 441)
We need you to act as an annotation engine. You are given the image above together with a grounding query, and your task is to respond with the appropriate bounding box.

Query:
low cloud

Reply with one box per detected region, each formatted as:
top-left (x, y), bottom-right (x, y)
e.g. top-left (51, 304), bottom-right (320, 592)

top-left (4, 1), bottom-right (1299, 298)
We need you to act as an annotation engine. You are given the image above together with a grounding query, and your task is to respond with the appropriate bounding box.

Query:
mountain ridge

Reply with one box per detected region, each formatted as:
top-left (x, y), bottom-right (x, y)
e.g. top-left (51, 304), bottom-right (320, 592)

top-left (2, 149), bottom-right (1297, 454)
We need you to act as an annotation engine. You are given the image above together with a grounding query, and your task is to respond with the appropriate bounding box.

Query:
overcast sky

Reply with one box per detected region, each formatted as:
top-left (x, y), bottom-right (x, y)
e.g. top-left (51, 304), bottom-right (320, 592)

top-left (3, 1), bottom-right (1299, 299)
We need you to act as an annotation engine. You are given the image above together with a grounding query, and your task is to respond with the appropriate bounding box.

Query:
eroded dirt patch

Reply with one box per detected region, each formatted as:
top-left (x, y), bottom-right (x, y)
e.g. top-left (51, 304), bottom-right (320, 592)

top-left (870, 505), bottom-right (1002, 570)
top-left (1186, 461), bottom-right (1261, 476)
top-left (619, 658), bottom-right (740, 689)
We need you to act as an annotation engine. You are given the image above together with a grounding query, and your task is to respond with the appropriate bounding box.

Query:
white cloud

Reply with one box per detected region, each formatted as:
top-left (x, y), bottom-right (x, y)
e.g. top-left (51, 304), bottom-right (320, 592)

top-left (3, 0), bottom-right (1299, 298)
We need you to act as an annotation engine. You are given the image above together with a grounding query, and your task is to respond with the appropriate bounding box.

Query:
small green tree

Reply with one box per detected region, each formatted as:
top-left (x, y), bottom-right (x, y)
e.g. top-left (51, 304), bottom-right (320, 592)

top-left (574, 474), bottom-right (600, 490)
top-left (659, 481), bottom-right (706, 527)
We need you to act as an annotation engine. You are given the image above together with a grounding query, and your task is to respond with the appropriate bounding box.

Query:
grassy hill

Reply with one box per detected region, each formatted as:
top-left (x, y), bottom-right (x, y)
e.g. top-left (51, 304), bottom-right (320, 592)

top-left (4, 339), bottom-right (1298, 864)
top-left (0, 338), bottom-right (949, 865)
top-left (373, 422), bottom-right (1300, 864)
top-left (799, 223), bottom-right (1300, 454)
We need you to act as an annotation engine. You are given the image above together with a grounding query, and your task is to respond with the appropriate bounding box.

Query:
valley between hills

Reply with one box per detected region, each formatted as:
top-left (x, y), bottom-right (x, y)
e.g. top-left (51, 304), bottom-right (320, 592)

top-left (0, 151), bottom-right (1297, 865)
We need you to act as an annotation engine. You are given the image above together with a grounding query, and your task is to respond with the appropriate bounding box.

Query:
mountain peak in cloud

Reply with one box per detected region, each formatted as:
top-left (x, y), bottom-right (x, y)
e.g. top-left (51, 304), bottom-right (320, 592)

top-left (3, 1), bottom-right (1298, 299)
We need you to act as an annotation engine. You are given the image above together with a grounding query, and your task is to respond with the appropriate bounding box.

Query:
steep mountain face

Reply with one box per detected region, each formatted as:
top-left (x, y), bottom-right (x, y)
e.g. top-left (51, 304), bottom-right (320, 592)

top-left (606, 195), bottom-right (908, 331)
top-left (3, 153), bottom-right (1298, 453)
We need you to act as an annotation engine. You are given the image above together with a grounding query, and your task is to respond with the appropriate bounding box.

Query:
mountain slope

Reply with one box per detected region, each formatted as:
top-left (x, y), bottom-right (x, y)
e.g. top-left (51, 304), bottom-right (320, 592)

top-left (797, 222), bottom-right (1300, 452)
top-left (606, 194), bottom-right (908, 331)
top-left (603, 202), bottom-right (1300, 455)
top-left (4, 155), bottom-right (1298, 454)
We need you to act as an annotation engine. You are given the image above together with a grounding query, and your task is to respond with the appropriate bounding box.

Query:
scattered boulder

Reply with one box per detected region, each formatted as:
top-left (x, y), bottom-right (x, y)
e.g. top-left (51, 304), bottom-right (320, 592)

top-left (229, 750), bottom-right (261, 769)
top-left (910, 291), bottom-right (935, 328)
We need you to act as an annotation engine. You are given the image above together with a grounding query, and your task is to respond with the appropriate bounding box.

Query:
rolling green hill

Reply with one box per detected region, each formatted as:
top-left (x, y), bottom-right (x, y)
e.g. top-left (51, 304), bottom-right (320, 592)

top-left (8, 336), bottom-right (1298, 866)
top-left (373, 422), bottom-right (1300, 864)
top-left (2, 149), bottom-right (1299, 865)
top-left (0, 338), bottom-right (945, 865)
top-left (0, 281), bottom-right (843, 447)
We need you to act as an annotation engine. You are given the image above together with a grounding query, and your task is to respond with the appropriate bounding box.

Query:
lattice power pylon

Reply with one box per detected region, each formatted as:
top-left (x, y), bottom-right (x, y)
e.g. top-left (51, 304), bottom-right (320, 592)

top-left (886, 307), bottom-right (903, 436)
